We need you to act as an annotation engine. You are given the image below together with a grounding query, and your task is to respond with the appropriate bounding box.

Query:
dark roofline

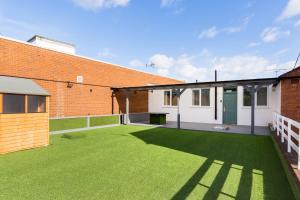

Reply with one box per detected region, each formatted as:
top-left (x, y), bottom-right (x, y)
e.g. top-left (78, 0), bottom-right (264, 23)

top-left (112, 77), bottom-right (279, 91)
top-left (27, 35), bottom-right (75, 47)
top-left (279, 66), bottom-right (300, 78)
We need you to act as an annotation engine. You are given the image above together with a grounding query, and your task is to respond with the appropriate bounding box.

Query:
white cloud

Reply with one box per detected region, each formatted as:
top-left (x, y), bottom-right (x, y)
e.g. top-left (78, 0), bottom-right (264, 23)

top-left (248, 42), bottom-right (260, 48)
top-left (199, 16), bottom-right (252, 39)
top-left (198, 26), bottom-right (218, 39)
top-left (72, 0), bottom-right (130, 10)
top-left (295, 19), bottom-right (300, 27)
top-left (142, 53), bottom-right (295, 82)
top-left (157, 69), bottom-right (170, 76)
top-left (161, 0), bottom-right (176, 7)
top-left (97, 48), bottom-right (115, 58)
top-left (278, 0), bottom-right (300, 20)
top-left (149, 54), bottom-right (174, 68)
top-left (260, 27), bottom-right (290, 43)
top-left (129, 59), bottom-right (144, 67)
top-left (273, 48), bottom-right (289, 56)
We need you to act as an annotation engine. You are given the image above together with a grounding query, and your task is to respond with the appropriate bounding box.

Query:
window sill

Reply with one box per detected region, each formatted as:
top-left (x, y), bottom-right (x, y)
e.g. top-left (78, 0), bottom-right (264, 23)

top-left (190, 105), bottom-right (212, 108)
top-left (241, 106), bottom-right (269, 109)
top-left (162, 105), bottom-right (178, 108)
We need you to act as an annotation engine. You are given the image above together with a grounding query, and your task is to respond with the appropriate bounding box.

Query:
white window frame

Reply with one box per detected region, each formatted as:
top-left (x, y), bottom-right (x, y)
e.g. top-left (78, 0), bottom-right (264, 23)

top-left (163, 90), bottom-right (178, 107)
top-left (191, 88), bottom-right (211, 107)
top-left (242, 86), bottom-right (269, 108)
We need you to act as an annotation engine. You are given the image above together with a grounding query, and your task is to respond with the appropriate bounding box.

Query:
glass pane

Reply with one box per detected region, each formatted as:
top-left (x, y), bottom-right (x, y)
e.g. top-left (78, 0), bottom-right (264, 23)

top-left (3, 94), bottom-right (25, 113)
top-left (257, 87), bottom-right (267, 106)
top-left (164, 91), bottom-right (170, 106)
top-left (192, 90), bottom-right (200, 106)
top-left (172, 90), bottom-right (178, 106)
top-left (201, 89), bottom-right (210, 106)
top-left (28, 95), bottom-right (46, 113)
top-left (243, 89), bottom-right (251, 106)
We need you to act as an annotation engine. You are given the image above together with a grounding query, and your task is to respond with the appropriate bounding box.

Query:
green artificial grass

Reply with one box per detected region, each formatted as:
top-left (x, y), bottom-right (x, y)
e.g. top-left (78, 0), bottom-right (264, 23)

top-left (0, 126), bottom-right (295, 200)
top-left (49, 118), bottom-right (87, 132)
top-left (270, 135), bottom-right (300, 200)
top-left (90, 115), bottom-right (119, 127)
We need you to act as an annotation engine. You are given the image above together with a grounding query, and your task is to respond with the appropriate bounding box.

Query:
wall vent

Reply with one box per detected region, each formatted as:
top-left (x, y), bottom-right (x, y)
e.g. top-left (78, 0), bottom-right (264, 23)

top-left (77, 75), bottom-right (83, 83)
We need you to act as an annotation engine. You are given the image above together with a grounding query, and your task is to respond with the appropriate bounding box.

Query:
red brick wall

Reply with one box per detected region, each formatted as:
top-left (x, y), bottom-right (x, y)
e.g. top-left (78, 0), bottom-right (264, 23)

top-left (0, 37), bottom-right (181, 117)
top-left (281, 67), bottom-right (300, 122)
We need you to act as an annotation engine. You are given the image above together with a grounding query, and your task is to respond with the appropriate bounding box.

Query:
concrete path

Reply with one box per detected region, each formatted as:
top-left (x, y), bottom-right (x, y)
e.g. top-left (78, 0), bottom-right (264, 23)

top-left (131, 121), bottom-right (270, 136)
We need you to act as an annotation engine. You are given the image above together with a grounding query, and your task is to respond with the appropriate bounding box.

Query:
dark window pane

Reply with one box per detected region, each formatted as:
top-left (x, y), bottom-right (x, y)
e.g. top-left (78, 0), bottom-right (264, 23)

top-left (201, 89), bottom-right (210, 106)
top-left (3, 94), bottom-right (25, 113)
top-left (192, 90), bottom-right (200, 106)
top-left (257, 87), bottom-right (267, 106)
top-left (243, 89), bottom-right (251, 106)
top-left (172, 90), bottom-right (178, 106)
top-left (164, 91), bottom-right (170, 106)
top-left (28, 95), bottom-right (46, 113)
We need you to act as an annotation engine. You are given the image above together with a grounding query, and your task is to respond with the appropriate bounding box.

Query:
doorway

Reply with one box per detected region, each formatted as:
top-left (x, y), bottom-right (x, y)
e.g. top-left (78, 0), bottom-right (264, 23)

top-left (223, 88), bottom-right (237, 124)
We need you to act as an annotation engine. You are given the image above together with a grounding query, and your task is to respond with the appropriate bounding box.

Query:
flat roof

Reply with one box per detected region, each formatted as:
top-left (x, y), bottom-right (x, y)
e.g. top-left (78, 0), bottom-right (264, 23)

top-left (27, 35), bottom-right (75, 47)
top-left (0, 76), bottom-right (50, 96)
top-left (113, 77), bottom-right (279, 91)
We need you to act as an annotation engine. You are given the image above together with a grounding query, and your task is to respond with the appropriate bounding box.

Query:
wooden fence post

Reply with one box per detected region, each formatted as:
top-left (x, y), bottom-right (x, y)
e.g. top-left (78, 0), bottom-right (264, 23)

top-left (277, 114), bottom-right (280, 136)
top-left (298, 130), bottom-right (300, 170)
top-left (281, 116), bottom-right (284, 143)
top-left (288, 119), bottom-right (291, 153)
top-left (298, 127), bottom-right (300, 170)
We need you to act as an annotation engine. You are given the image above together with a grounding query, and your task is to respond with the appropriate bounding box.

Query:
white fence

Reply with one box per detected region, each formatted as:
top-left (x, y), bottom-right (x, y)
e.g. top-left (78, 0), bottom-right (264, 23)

top-left (273, 113), bottom-right (300, 169)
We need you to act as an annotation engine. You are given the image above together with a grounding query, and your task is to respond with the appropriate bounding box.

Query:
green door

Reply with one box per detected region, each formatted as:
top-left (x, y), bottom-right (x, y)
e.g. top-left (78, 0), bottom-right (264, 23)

top-left (223, 88), bottom-right (237, 124)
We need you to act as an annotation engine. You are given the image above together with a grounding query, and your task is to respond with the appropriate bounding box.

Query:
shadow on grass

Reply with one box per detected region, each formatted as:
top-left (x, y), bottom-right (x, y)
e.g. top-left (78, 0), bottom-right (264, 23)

top-left (61, 133), bottom-right (87, 140)
top-left (130, 127), bottom-right (294, 200)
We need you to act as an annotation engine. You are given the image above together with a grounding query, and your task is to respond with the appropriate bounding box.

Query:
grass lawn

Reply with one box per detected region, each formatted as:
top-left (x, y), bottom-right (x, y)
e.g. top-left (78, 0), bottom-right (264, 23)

top-left (0, 125), bottom-right (294, 200)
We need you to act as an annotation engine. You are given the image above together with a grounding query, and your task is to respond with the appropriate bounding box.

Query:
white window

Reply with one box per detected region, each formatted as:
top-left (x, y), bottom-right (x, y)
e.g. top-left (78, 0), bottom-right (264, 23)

top-left (163, 90), bottom-right (178, 106)
top-left (243, 89), bottom-right (251, 106)
top-left (192, 90), bottom-right (200, 106)
top-left (201, 89), bottom-right (210, 106)
top-left (164, 91), bottom-right (171, 106)
top-left (243, 87), bottom-right (268, 107)
top-left (192, 88), bottom-right (210, 106)
top-left (257, 87), bottom-right (268, 106)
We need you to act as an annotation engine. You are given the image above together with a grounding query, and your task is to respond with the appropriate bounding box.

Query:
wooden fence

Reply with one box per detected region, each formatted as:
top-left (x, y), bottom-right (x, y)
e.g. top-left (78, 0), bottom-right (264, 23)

top-left (273, 113), bottom-right (300, 169)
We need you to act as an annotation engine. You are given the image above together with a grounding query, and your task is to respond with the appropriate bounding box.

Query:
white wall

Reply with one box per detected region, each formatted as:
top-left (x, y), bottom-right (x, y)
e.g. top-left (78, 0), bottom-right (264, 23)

top-left (149, 84), bottom-right (281, 127)
top-left (29, 37), bottom-right (76, 54)
top-left (237, 85), bottom-right (278, 126)
top-left (149, 87), bottom-right (223, 124)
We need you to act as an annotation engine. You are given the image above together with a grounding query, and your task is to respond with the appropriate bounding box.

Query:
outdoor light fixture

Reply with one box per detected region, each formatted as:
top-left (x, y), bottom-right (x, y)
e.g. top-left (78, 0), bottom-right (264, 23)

top-left (67, 81), bottom-right (73, 88)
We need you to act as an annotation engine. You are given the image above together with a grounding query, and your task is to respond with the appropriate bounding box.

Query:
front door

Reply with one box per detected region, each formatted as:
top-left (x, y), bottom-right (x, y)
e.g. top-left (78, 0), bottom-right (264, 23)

top-left (223, 88), bottom-right (237, 124)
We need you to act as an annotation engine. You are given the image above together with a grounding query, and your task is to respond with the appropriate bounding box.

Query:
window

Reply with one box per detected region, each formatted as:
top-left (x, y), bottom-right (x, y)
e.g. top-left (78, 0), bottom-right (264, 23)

top-left (257, 87), bottom-right (267, 106)
top-left (191, 89), bottom-right (210, 106)
top-left (163, 90), bottom-right (178, 106)
top-left (28, 95), bottom-right (46, 113)
top-left (243, 89), bottom-right (251, 106)
top-left (164, 91), bottom-right (171, 106)
top-left (171, 90), bottom-right (178, 106)
top-left (243, 87), bottom-right (268, 107)
top-left (201, 89), bottom-right (210, 106)
top-left (192, 90), bottom-right (200, 106)
top-left (3, 94), bottom-right (25, 113)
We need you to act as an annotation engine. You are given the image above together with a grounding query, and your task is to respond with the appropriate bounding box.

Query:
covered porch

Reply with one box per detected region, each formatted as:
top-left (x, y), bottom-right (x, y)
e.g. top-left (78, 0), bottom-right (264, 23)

top-left (113, 77), bottom-right (278, 135)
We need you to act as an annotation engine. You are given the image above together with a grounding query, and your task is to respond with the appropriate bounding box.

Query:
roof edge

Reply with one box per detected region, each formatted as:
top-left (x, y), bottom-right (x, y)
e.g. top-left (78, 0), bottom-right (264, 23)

top-left (0, 35), bottom-right (182, 83)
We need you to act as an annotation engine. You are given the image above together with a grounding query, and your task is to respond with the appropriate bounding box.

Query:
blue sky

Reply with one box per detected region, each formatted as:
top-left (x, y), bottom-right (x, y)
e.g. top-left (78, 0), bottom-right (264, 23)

top-left (0, 0), bottom-right (300, 82)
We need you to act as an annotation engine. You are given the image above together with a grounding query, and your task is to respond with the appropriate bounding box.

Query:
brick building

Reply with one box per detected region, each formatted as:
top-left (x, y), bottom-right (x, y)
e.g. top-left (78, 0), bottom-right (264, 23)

top-left (280, 66), bottom-right (300, 122)
top-left (0, 35), bottom-right (181, 117)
